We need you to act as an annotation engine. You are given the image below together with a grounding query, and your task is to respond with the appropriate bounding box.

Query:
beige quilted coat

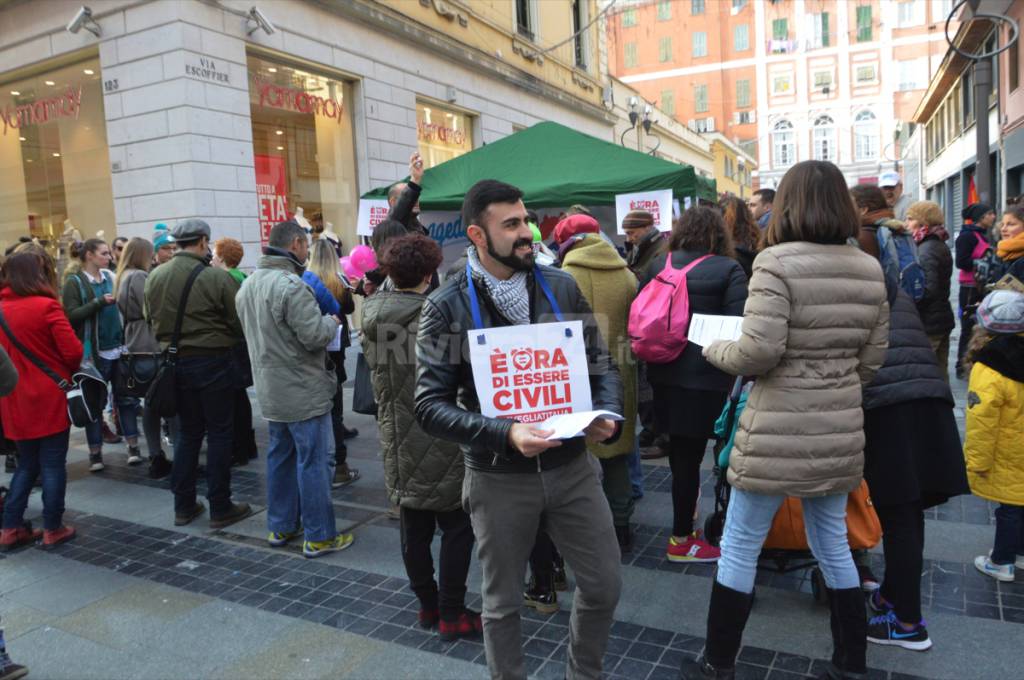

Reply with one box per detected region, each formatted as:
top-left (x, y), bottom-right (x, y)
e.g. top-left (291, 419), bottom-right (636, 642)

top-left (705, 241), bottom-right (890, 497)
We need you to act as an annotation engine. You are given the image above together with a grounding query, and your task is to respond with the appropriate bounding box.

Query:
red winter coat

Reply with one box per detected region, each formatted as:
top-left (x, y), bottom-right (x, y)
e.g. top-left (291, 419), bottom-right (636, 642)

top-left (0, 288), bottom-right (83, 440)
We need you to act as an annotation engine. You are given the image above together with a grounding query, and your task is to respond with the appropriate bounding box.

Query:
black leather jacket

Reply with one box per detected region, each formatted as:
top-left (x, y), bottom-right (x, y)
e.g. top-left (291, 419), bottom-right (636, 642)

top-left (414, 263), bottom-right (623, 473)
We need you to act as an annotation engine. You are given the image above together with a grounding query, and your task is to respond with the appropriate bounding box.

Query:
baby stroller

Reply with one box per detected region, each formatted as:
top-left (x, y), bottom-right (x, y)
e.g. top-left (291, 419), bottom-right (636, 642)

top-left (703, 378), bottom-right (882, 605)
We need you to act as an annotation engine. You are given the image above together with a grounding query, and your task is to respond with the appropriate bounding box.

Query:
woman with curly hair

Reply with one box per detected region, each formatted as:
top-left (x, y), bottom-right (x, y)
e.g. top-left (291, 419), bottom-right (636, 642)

top-left (719, 194), bottom-right (760, 278)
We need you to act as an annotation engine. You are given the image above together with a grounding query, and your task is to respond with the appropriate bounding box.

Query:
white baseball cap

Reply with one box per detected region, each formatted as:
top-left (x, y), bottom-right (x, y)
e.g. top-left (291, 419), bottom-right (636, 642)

top-left (879, 171), bottom-right (902, 188)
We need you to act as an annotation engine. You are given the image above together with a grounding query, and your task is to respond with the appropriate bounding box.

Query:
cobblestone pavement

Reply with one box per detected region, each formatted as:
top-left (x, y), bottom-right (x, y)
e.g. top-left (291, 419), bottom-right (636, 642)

top-left (1, 329), bottom-right (1020, 680)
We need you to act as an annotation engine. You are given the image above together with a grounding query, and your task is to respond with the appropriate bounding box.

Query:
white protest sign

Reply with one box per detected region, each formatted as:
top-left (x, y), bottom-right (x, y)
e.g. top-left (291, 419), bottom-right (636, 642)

top-left (616, 190), bottom-right (674, 234)
top-left (356, 198), bottom-right (390, 236)
top-left (469, 321), bottom-right (592, 424)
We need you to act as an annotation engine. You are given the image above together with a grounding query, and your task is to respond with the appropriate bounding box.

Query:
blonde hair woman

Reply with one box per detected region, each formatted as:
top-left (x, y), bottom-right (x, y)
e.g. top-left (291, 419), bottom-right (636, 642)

top-left (115, 238), bottom-right (172, 476)
top-left (305, 238), bottom-right (358, 487)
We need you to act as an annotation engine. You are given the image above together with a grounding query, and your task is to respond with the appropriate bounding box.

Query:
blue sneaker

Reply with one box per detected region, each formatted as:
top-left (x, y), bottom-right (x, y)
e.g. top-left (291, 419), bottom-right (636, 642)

top-left (267, 527), bottom-right (302, 547)
top-left (866, 611), bottom-right (932, 651)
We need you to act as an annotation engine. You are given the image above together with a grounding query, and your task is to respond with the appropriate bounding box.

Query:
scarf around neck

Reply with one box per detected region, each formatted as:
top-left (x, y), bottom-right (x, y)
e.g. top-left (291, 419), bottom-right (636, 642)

top-left (996, 231), bottom-right (1024, 263)
top-left (466, 246), bottom-right (530, 325)
top-left (913, 225), bottom-right (949, 244)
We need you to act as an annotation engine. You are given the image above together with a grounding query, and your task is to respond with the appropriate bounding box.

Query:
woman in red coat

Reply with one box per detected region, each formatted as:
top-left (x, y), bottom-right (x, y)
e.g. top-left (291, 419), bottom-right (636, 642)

top-left (0, 250), bottom-right (83, 550)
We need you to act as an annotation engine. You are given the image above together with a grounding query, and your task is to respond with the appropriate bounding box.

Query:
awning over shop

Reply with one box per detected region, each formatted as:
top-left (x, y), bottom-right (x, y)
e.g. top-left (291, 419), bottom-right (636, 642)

top-left (361, 121), bottom-right (717, 209)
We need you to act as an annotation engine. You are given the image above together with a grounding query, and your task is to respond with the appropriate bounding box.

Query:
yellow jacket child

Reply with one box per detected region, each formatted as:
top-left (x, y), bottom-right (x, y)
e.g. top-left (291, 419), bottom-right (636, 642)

top-left (964, 290), bottom-right (1024, 581)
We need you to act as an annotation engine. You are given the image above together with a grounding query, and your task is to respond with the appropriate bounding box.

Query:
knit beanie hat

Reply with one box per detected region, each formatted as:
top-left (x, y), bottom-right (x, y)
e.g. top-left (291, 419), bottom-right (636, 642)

top-left (152, 227), bottom-right (175, 249)
top-left (622, 210), bottom-right (654, 230)
top-left (976, 290), bottom-right (1024, 334)
top-left (905, 201), bottom-right (944, 227)
top-left (962, 203), bottom-right (993, 224)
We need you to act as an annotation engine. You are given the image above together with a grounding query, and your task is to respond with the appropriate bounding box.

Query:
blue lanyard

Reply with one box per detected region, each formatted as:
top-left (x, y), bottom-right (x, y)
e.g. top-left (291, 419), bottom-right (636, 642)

top-left (465, 260), bottom-right (563, 331)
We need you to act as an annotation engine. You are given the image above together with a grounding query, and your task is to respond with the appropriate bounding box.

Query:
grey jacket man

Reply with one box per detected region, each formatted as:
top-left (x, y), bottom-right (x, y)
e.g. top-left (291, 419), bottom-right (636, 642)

top-left (235, 250), bottom-right (337, 423)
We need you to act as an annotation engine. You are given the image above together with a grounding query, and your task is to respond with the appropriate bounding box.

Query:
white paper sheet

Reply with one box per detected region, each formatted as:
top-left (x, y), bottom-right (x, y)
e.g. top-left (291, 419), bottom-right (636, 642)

top-left (539, 410), bottom-right (624, 441)
top-left (326, 324), bottom-right (343, 352)
top-left (687, 314), bottom-right (744, 347)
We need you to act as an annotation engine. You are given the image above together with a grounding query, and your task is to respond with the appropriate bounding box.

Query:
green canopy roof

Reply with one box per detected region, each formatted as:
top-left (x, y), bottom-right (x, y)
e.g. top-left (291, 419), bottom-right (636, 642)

top-left (362, 121), bottom-right (716, 209)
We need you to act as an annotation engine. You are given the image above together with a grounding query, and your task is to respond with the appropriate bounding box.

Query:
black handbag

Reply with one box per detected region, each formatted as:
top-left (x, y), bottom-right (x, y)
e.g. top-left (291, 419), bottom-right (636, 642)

top-left (0, 308), bottom-right (107, 428)
top-left (352, 351), bottom-right (377, 416)
top-left (117, 352), bottom-right (162, 398)
top-left (146, 264), bottom-right (206, 418)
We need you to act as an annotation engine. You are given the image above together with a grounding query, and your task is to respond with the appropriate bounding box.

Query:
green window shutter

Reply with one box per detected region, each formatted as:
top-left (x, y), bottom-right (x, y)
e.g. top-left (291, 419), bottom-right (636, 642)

top-left (773, 18), bottom-right (788, 40)
top-left (822, 12), bottom-right (829, 46)
top-left (857, 6), bottom-right (872, 42)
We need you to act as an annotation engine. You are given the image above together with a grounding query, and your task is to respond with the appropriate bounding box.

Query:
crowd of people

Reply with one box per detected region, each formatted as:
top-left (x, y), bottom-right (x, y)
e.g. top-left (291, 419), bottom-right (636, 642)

top-left (0, 151), bottom-right (1022, 680)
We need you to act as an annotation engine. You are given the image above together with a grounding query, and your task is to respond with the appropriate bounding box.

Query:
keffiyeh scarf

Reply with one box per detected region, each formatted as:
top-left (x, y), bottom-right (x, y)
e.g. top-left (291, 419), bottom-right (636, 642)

top-left (466, 246), bottom-right (530, 325)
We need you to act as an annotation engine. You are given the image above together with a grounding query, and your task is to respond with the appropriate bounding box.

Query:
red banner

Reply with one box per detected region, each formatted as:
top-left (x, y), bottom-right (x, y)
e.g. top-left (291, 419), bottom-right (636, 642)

top-left (255, 154), bottom-right (288, 247)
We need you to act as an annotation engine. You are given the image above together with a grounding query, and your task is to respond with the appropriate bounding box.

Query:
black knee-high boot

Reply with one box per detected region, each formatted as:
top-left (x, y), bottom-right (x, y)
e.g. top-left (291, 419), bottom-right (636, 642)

top-left (821, 587), bottom-right (868, 680)
top-left (681, 581), bottom-right (754, 679)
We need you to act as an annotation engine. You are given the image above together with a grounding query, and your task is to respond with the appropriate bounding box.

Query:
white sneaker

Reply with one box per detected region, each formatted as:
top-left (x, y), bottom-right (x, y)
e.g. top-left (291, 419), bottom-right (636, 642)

top-left (974, 555), bottom-right (1015, 582)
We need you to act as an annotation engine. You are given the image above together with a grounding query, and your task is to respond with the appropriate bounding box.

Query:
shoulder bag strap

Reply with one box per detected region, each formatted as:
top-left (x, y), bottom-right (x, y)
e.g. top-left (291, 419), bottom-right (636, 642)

top-left (0, 306), bottom-right (71, 391)
top-left (167, 264), bottom-right (207, 360)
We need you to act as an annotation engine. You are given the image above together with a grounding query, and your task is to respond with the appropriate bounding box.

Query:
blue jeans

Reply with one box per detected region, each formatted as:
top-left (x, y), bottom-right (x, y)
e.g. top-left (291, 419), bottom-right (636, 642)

top-left (2, 429), bottom-right (70, 531)
top-left (172, 354), bottom-right (235, 515)
top-left (266, 412), bottom-right (336, 542)
top-left (84, 356), bottom-right (139, 449)
top-left (717, 487), bottom-right (860, 594)
top-left (992, 504), bottom-right (1024, 565)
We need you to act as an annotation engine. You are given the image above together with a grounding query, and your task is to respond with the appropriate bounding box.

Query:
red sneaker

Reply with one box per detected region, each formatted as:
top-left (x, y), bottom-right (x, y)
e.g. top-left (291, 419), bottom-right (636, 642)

top-left (417, 607), bottom-right (439, 630)
top-left (666, 531), bottom-right (720, 563)
top-left (0, 526), bottom-right (42, 552)
top-left (41, 525), bottom-right (76, 548)
top-left (438, 609), bottom-right (482, 642)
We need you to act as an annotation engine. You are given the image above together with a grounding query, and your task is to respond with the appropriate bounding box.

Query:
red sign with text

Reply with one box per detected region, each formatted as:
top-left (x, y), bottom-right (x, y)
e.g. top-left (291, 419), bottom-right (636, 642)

top-left (255, 154), bottom-right (288, 246)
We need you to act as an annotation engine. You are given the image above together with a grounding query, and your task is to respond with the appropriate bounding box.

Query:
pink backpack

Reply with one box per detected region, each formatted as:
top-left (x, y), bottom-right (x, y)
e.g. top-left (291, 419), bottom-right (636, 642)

top-left (629, 253), bottom-right (711, 363)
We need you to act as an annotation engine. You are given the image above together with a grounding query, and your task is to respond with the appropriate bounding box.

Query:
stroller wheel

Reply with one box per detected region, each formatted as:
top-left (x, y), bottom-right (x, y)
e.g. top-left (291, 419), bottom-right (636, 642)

top-left (703, 511), bottom-right (725, 547)
top-left (811, 567), bottom-right (828, 605)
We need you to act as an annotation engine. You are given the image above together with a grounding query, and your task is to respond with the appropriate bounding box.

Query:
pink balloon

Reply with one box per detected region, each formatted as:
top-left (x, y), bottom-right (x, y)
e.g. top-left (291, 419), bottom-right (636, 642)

top-left (348, 245), bottom-right (378, 277)
top-left (340, 256), bottom-right (362, 280)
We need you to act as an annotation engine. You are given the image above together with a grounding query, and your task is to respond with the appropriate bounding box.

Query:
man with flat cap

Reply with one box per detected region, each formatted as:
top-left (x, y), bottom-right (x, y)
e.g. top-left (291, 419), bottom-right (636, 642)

top-left (144, 219), bottom-right (252, 529)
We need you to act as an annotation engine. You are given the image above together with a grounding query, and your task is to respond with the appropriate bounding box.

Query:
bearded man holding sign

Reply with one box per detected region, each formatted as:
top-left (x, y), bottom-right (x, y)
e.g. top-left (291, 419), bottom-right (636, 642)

top-left (415, 180), bottom-right (624, 680)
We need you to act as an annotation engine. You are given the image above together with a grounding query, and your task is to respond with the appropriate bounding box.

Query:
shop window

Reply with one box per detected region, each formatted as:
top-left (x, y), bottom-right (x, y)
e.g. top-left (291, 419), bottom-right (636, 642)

top-left (0, 55), bottom-right (114, 259)
top-left (247, 53), bottom-right (358, 249)
top-left (416, 101), bottom-right (473, 170)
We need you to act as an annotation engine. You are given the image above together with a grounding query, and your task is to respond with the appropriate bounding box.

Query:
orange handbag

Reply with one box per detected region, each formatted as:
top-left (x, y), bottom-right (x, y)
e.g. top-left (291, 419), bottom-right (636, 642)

top-left (764, 480), bottom-right (882, 552)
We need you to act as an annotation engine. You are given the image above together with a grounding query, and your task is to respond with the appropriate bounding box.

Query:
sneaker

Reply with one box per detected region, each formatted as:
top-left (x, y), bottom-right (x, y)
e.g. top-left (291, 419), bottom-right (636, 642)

top-left (174, 502), bottom-right (206, 526)
top-left (148, 453), bottom-right (172, 480)
top-left (0, 655), bottom-right (29, 680)
top-left (303, 532), bottom-right (355, 558)
top-left (210, 502), bottom-right (253, 529)
top-left (523, 583), bottom-right (558, 615)
top-left (342, 426), bottom-right (359, 440)
top-left (331, 464), bottom-right (361, 489)
top-left (867, 611), bottom-right (932, 651)
top-left (0, 526), bottom-right (42, 552)
top-left (89, 453), bottom-right (104, 472)
top-left (868, 590), bottom-right (894, 614)
top-left (666, 531), bottom-right (721, 563)
top-left (126, 446), bottom-right (143, 466)
top-left (267, 526), bottom-right (303, 547)
top-left (41, 525), bottom-right (76, 548)
top-left (974, 555), bottom-right (1015, 582)
top-left (438, 609), bottom-right (482, 642)
top-left (418, 607), bottom-right (440, 630)
top-left (101, 421), bottom-right (122, 444)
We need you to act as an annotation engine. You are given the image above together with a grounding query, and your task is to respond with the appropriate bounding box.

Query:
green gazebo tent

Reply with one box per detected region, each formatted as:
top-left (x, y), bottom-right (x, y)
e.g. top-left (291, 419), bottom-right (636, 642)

top-left (361, 121), bottom-right (717, 209)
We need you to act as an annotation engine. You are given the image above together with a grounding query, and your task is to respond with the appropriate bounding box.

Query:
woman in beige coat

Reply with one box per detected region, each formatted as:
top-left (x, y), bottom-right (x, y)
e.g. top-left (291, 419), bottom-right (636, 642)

top-left (681, 161), bottom-right (890, 680)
